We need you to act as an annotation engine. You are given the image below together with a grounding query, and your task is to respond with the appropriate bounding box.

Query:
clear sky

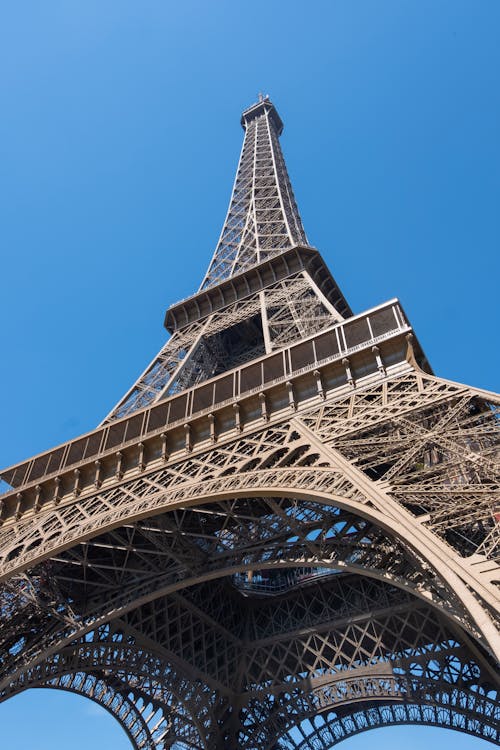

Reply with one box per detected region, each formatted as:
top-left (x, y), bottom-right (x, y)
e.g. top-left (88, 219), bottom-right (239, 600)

top-left (0, 1), bottom-right (498, 748)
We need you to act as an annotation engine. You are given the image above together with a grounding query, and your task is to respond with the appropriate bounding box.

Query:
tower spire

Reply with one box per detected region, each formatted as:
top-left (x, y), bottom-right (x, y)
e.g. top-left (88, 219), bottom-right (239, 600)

top-left (200, 97), bottom-right (308, 290)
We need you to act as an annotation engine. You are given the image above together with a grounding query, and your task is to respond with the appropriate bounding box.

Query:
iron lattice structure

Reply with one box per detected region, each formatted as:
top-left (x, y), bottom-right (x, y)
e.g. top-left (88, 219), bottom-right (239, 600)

top-left (0, 97), bottom-right (499, 749)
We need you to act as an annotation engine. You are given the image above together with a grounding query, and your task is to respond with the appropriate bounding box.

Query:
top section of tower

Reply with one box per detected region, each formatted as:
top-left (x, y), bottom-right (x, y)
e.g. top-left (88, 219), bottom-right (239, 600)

top-left (240, 95), bottom-right (284, 134)
top-left (199, 96), bottom-right (309, 290)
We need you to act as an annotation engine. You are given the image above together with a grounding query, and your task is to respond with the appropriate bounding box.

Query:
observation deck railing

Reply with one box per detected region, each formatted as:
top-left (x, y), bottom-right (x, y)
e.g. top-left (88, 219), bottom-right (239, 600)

top-left (232, 567), bottom-right (340, 596)
top-left (1, 299), bottom-right (411, 493)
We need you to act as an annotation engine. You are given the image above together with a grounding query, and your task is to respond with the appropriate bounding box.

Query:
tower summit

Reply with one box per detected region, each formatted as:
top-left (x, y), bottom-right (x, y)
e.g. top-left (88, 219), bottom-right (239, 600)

top-left (0, 99), bottom-right (499, 749)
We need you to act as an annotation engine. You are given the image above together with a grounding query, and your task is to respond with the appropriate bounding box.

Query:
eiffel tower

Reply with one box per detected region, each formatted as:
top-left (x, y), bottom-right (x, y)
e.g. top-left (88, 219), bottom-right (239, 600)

top-left (0, 96), bottom-right (499, 749)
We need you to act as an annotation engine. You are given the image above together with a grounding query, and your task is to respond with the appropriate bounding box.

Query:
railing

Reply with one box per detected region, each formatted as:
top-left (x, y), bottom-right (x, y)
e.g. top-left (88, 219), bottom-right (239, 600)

top-left (0, 299), bottom-right (410, 492)
top-left (232, 567), bottom-right (340, 595)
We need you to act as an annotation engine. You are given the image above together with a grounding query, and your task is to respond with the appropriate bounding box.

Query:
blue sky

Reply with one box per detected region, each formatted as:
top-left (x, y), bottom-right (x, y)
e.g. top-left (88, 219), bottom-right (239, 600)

top-left (0, 1), bottom-right (498, 748)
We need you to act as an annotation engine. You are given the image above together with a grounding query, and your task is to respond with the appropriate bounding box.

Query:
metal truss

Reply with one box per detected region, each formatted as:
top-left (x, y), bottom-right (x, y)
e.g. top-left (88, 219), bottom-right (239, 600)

top-left (40, 674), bottom-right (164, 750)
top-left (2, 576), bottom-right (499, 748)
top-left (200, 96), bottom-right (307, 291)
top-left (1, 370), bottom-right (499, 746)
top-left (299, 376), bottom-right (500, 562)
top-left (5, 622), bottom-right (223, 749)
top-left (103, 268), bottom-right (343, 423)
top-left (1, 98), bottom-right (499, 748)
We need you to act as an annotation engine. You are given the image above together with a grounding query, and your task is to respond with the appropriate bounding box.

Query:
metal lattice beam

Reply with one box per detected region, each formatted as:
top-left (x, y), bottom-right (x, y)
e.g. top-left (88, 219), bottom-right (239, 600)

top-left (200, 97), bottom-right (308, 291)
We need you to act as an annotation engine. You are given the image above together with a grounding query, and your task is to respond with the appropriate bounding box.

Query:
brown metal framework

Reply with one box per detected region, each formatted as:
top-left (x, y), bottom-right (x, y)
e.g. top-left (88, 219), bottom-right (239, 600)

top-left (0, 97), bottom-right (499, 748)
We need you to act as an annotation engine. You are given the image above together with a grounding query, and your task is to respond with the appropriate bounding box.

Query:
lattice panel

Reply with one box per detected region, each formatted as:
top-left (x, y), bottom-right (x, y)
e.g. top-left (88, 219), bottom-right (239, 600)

top-left (3, 623), bottom-right (226, 749)
top-left (106, 321), bottom-right (205, 421)
top-left (264, 275), bottom-right (339, 349)
top-left (299, 372), bottom-right (500, 560)
top-left (268, 696), bottom-right (499, 750)
top-left (245, 601), bottom-right (454, 688)
top-left (104, 268), bottom-right (341, 422)
top-left (124, 592), bottom-right (242, 690)
top-left (4, 573), bottom-right (499, 750)
top-left (201, 99), bottom-right (307, 291)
